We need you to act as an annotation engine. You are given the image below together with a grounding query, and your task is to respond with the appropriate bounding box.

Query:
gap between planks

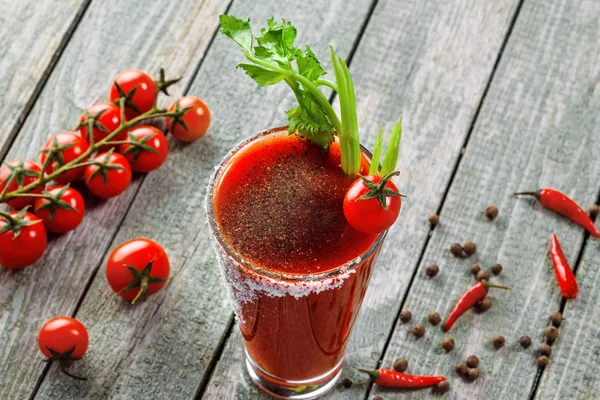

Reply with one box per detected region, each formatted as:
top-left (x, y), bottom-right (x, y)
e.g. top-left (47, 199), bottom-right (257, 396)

top-left (26, 0), bottom-right (234, 398)
top-left (0, 0), bottom-right (93, 163)
top-left (363, 0), bottom-right (527, 398)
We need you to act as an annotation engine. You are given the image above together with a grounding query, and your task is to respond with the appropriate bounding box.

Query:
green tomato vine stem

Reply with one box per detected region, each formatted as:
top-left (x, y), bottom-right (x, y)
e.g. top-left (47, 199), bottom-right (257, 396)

top-left (0, 102), bottom-right (181, 205)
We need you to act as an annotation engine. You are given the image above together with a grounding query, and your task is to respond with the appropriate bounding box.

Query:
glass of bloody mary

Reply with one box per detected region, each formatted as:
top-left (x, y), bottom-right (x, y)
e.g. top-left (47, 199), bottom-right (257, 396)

top-left (206, 127), bottom-right (387, 398)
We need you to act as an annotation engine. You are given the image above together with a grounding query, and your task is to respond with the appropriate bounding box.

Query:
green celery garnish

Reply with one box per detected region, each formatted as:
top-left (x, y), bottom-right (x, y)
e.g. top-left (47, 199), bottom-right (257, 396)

top-left (368, 126), bottom-right (384, 175)
top-left (219, 15), bottom-right (361, 173)
top-left (380, 116), bottom-right (402, 176)
top-left (219, 15), bottom-right (402, 176)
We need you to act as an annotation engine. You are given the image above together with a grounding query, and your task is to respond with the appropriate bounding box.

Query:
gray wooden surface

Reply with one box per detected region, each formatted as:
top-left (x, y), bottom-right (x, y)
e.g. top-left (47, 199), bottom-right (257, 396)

top-left (374, 0), bottom-right (600, 398)
top-left (0, 0), bottom-right (87, 159)
top-left (1, 0), bottom-right (599, 399)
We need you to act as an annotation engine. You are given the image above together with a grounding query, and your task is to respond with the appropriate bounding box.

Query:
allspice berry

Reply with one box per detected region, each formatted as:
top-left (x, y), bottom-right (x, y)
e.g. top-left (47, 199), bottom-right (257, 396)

top-left (412, 324), bottom-right (425, 338)
top-left (463, 241), bottom-right (477, 256)
top-left (519, 336), bottom-right (532, 348)
top-left (491, 263), bottom-right (503, 275)
top-left (477, 297), bottom-right (492, 312)
top-left (537, 355), bottom-right (549, 366)
top-left (545, 326), bottom-right (559, 342)
top-left (550, 312), bottom-right (563, 327)
top-left (342, 378), bottom-right (353, 389)
top-left (450, 243), bottom-right (465, 258)
top-left (468, 368), bottom-right (480, 381)
top-left (539, 344), bottom-right (552, 357)
top-left (466, 355), bottom-right (479, 368)
top-left (455, 361), bottom-right (468, 376)
top-left (426, 264), bottom-right (440, 278)
top-left (393, 357), bottom-right (408, 372)
top-left (442, 338), bottom-right (455, 352)
top-left (492, 335), bottom-right (505, 350)
top-left (400, 310), bottom-right (412, 323)
top-left (477, 270), bottom-right (491, 281)
top-left (436, 380), bottom-right (450, 393)
top-left (470, 263), bottom-right (481, 275)
top-left (485, 205), bottom-right (499, 220)
top-left (428, 311), bottom-right (442, 326)
top-left (589, 204), bottom-right (599, 219)
top-left (428, 214), bottom-right (440, 227)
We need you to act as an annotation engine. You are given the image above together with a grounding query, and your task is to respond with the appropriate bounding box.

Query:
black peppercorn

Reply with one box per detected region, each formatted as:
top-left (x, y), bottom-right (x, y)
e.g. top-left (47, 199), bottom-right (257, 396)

top-left (485, 205), bottom-right (499, 220)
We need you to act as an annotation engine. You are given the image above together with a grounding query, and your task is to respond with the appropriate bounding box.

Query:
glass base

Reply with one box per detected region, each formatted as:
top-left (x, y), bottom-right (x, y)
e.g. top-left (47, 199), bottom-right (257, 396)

top-left (245, 350), bottom-right (343, 399)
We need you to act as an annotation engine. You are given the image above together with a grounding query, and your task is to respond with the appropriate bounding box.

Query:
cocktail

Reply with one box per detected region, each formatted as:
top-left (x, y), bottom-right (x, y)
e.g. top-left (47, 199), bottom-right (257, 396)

top-left (207, 16), bottom-right (404, 399)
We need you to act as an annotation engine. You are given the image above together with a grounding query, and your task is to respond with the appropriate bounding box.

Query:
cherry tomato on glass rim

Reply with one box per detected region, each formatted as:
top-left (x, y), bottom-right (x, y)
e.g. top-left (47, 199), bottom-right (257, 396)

top-left (38, 316), bottom-right (88, 380)
top-left (34, 185), bottom-right (85, 233)
top-left (0, 209), bottom-right (47, 269)
top-left (109, 69), bottom-right (157, 120)
top-left (166, 96), bottom-right (211, 142)
top-left (78, 102), bottom-right (123, 147)
top-left (40, 132), bottom-right (90, 184)
top-left (119, 126), bottom-right (168, 172)
top-left (106, 238), bottom-right (170, 304)
top-left (84, 150), bottom-right (132, 198)
top-left (0, 160), bottom-right (43, 209)
top-left (343, 172), bottom-right (403, 234)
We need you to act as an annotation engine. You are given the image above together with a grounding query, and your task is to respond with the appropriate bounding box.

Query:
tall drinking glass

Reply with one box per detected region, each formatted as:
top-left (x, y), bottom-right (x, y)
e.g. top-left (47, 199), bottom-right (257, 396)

top-left (206, 127), bottom-right (387, 399)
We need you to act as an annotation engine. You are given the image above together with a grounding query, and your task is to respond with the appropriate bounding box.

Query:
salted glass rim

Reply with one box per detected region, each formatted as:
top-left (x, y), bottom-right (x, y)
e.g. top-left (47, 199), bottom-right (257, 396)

top-left (205, 126), bottom-right (387, 282)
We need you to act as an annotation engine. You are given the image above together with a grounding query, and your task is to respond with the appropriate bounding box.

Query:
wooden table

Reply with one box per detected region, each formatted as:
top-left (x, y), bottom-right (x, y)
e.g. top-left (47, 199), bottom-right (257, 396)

top-left (1, 0), bottom-right (599, 398)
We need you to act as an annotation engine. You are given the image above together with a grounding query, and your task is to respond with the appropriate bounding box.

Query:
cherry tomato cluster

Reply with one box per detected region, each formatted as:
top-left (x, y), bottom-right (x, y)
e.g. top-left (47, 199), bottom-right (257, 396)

top-left (38, 237), bottom-right (171, 379)
top-left (0, 69), bottom-right (210, 270)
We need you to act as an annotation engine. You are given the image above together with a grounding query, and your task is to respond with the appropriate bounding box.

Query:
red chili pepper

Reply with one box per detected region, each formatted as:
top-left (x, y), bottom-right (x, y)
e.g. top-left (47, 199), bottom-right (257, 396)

top-left (443, 280), bottom-right (510, 332)
top-left (550, 234), bottom-right (578, 299)
top-left (358, 368), bottom-right (445, 388)
top-left (515, 189), bottom-right (600, 238)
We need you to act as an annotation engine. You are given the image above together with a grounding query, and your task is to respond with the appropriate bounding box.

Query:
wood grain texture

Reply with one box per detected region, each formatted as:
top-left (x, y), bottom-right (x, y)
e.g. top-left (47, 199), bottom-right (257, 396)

top-left (373, 0), bottom-right (600, 398)
top-left (204, 0), bottom-right (521, 398)
top-left (0, 0), bottom-right (228, 399)
top-left (530, 6), bottom-right (600, 398)
top-left (32, 0), bottom-right (378, 399)
top-left (0, 0), bottom-right (87, 158)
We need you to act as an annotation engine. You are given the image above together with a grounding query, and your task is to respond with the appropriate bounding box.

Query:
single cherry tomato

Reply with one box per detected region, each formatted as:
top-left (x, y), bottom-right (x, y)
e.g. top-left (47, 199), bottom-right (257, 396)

top-left (78, 102), bottom-right (123, 148)
top-left (106, 238), bottom-right (170, 304)
top-left (40, 132), bottom-right (90, 183)
top-left (84, 150), bottom-right (132, 199)
top-left (0, 209), bottom-right (47, 268)
top-left (0, 160), bottom-right (43, 209)
top-left (38, 316), bottom-right (88, 380)
top-left (166, 96), bottom-right (210, 142)
top-left (119, 126), bottom-right (168, 172)
top-left (34, 185), bottom-right (85, 233)
top-left (109, 69), bottom-right (157, 120)
top-left (343, 173), bottom-right (402, 234)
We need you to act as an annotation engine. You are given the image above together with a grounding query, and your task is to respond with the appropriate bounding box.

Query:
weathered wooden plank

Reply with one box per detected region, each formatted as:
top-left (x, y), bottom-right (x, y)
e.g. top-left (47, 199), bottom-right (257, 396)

top-left (31, 1), bottom-right (378, 399)
top-left (535, 239), bottom-right (600, 399)
top-left (0, 0), bottom-right (228, 399)
top-left (0, 0), bottom-right (88, 158)
top-left (374, 0), bottom-right (600, 398)
top-left (204, 0), bottom-right (522, 398)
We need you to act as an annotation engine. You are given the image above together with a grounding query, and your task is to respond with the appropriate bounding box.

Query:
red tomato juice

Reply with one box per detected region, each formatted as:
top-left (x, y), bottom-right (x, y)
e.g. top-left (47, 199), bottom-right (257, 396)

top-left (212, 128), bottom-right (382, 382)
